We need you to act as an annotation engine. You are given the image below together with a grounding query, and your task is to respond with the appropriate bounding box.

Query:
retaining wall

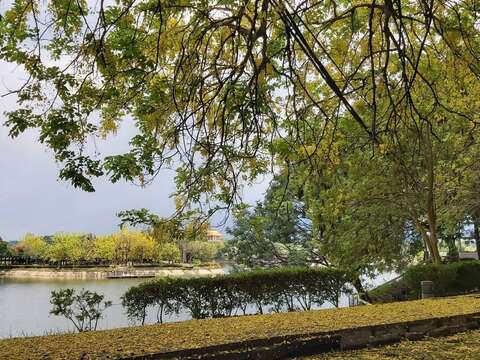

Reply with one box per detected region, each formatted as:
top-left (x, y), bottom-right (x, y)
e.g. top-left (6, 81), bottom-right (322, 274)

top-left (0, 267), bottom-right (225, 280)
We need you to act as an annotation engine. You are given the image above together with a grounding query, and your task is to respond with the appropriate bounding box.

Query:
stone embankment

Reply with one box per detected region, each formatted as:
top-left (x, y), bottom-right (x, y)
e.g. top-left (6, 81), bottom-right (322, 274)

top-left (0, 267), bottom-right (225, 280)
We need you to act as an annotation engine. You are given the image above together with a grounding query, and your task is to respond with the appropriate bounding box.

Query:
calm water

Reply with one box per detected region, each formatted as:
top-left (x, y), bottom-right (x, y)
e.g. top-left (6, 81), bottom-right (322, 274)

top-left (0, 271), bottom-right (396, 339)
top-left (0, 277), bottom-right (191, 338)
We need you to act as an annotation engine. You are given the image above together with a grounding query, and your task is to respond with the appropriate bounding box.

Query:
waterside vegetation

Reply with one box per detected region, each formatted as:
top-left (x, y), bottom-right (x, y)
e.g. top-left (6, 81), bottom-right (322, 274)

top-left (121, 267), bottom-right (349, 325)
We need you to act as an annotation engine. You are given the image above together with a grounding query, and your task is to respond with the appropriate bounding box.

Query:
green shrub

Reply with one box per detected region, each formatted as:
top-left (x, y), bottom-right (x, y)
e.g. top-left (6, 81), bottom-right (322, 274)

top-left (371, 261), bottom-right (480, 302)
top-left (121, 267), bottom-right (349, 324)
top-left (50, 288), bottom-right (112, 332)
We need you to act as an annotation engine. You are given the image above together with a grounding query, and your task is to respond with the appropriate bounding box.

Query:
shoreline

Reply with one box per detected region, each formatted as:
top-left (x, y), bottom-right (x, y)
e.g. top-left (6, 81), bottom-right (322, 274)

top-left (0, 266), bottom-right (225, 280)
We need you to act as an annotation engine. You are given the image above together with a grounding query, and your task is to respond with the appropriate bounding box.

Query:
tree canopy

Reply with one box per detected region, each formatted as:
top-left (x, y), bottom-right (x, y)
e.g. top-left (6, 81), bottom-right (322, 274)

top-left (1, 1), bottom-right (478, 198)
top-left (0, 237), bottom-right (11, 256)
top-left (2, 0), bottom-right (480, 265)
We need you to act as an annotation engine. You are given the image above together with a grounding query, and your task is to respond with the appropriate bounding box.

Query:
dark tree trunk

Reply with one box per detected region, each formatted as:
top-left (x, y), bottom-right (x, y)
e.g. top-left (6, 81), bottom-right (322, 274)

top-left (444, 234), bottom-right (459, 262)
top-left (352, 276), bottom-right (372, 303)
top-left (473, 217), bottom-right (480, 260)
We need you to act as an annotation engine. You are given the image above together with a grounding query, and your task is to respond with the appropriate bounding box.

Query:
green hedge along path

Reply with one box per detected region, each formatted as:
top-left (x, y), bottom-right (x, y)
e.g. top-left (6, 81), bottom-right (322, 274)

top-left (1, 295), bottom-right (480, 359)
top-left (122, 267), bottom-right (349, 323)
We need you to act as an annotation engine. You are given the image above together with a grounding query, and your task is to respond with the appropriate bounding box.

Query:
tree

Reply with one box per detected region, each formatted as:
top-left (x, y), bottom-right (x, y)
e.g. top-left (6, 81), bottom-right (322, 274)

top-left (77, 234), bottom-right (97, 261)
top-left (227, 176), bottom-right (313, 267)
top-left (93, 235), bottom-right (116, 262)
top-left (130, 234), bottom-right (157, 262)
top-left (1, 0), bottom-right (479, 219)
top-left (187, 241), bottom-right (223, 263)
top-left (0, 237), bottom-right (11, 257)
top-left (18, 234), bottom-right (48, 258)
top-left (263, 41), bottom-right (480, 266)
top-left (46, 233), bottom-right (83, 262)
top-left (184, 219), bottom-right (210, 242)
top-left (114, 228), bottom-right (156, 263)
top-left (50, 288), bottom-right (112, 332)
top-left (118, 209), bottom-right (212, 262)
top-left (157, 243), bottom-right (181, 264)
top-left (118, 209), bottom-right (185, 245)
top-left (2, 0), bottom-right (480, 272)
top-left (151, 218), bottom-right (186, 246)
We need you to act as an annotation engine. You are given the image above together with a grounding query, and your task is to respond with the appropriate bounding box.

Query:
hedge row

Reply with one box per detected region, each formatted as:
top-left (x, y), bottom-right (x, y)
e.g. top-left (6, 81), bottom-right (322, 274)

top-left (371, 261), bottom-right (480, 302)
top-left (121, 267), bottom-right (350, 324)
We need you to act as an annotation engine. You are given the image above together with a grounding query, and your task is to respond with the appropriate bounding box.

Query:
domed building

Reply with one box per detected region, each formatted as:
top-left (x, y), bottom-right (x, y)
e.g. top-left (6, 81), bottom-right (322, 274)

top-left (206, 229), bottom-right (224, 243)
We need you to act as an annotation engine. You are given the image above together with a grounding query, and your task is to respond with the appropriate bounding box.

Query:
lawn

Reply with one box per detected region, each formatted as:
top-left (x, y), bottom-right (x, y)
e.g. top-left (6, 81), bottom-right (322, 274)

top-left (1, 295), bottom-right (479, 359)
top-left (311, 329), bottom-right (480, 359)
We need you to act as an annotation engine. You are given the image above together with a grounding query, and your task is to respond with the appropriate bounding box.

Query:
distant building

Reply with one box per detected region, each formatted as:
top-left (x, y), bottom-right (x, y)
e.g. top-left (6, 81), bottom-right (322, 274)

top-left (206, 229), bottom-right (224, 242)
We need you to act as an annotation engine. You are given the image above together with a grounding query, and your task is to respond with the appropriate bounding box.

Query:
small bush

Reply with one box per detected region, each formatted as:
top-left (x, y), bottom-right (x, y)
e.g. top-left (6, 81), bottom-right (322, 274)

top-left (121, 267), bottom-right (349, 324)
top-left (50, 288), bottom-right (112, 332)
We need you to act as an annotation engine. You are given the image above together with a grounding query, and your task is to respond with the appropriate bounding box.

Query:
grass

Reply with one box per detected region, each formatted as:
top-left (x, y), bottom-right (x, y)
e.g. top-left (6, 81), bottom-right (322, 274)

top-left (1, 295), bottom-right (480, 359)
top-left (309, 329), bottom-right (480, 359)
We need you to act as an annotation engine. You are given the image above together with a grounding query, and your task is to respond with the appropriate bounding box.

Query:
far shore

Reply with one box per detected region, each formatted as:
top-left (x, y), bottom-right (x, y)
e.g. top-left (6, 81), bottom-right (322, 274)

top-left (0, 265), bottom-right (226, 280)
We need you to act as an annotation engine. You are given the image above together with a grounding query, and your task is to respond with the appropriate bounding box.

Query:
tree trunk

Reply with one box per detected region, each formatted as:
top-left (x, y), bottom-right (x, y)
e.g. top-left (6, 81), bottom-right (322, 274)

top-left (352, 276), bottom-right (372, 303)
top-left (426, 219), bottom-right (442, 264)
top-left (444, 234), bottom-right (459, 261)
top-left (410, 208), bottom-right (441, 264)
top-left (473, 216), bottom-right (480, 260)
top-left (424, 132), bottom-right (442, 264)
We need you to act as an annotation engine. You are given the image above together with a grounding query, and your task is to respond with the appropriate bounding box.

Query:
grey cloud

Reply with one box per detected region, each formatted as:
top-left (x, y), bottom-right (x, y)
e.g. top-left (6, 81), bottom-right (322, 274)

top-left (0, 52), bottom-right (269, 241)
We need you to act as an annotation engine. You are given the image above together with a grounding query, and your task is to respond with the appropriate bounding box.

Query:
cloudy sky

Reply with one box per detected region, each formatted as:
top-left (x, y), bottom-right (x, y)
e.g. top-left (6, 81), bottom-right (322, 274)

top-left (0, 59), bottom-right (268, 241)
top-left (0, 0), bottom-right (272, 241)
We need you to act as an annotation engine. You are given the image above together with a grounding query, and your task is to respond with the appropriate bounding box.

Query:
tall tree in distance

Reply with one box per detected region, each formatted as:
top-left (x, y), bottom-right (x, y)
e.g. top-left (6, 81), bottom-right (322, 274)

top-left (0, 236), bottom-right (11, 257)
top-left (227, 175), bottom-right (314, 267)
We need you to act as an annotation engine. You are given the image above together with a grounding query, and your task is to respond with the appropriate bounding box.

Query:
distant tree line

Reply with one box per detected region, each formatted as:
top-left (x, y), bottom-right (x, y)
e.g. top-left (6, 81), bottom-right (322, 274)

top-left (2, 228), bottom-right (223, 265)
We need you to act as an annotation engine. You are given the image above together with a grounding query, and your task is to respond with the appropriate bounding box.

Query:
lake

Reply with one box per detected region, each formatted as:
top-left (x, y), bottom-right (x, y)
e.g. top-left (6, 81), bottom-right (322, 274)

top-left (0, 271), bottom-right (396, 338)
top-left (0, 277), bottom-right (192, 338)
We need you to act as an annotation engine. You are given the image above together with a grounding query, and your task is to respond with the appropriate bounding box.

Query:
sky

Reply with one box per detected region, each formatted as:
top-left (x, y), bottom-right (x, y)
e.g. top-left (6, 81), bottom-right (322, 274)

top-left (0, 59), bottom-right (269, 241)
top-left (0, 1), bottom-right (271, 241)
